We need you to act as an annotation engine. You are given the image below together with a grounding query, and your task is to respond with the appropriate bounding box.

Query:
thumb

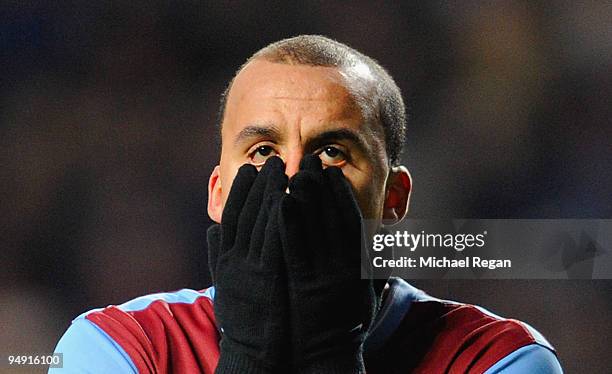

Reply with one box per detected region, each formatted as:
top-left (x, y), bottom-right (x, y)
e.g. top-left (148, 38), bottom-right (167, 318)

top-left (206, 224), bottom-right (222, 283)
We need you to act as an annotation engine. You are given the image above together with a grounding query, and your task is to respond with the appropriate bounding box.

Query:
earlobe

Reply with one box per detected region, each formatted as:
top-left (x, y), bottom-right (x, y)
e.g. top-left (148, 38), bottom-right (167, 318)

top-left (208, 166), bottom-right (223, 223)
top-left (382, 166), bottom-right (412, 225)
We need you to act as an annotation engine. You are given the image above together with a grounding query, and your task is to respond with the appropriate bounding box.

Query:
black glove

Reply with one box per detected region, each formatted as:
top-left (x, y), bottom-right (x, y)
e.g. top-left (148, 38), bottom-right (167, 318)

top-left (279, 154), bottom-right (377, 374)
top-left (208, 156), bottom-right (289, 374)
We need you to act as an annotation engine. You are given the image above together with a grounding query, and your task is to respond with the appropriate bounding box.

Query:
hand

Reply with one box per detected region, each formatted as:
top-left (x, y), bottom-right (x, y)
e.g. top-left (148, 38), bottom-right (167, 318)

top-left (208, 156), bottom-right (289, 374)
top-left (279, 154), bottom-right (377, 374)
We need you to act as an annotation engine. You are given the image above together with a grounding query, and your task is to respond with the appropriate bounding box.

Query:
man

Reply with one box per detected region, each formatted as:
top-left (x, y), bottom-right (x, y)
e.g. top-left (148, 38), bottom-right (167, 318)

top-left (51, 35), bottom-right (562, 373)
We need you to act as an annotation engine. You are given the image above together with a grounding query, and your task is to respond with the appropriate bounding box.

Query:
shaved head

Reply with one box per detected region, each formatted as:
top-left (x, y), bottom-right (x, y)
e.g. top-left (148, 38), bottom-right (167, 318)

top-left (217, 35), bottom-right (406, 166)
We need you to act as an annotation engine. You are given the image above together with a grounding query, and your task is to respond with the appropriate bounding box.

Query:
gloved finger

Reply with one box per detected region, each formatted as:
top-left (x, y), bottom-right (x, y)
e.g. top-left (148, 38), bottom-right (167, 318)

top-left (288, 154), bottom-right (324, 204)
top-left (222, 164), bottom-right (257, 249)
top-left (323, 166), bottom-right (362, 222)
top-left (235, 156), bottom-right (284, 251)
top-left (256, 195), bottom-right (285, 265)
top-left (264, 156), bottom-right (288, 195)
top-left (299, 153), bottom-right (323, 172)
top-left (323, 166), bottom-right (364, 266)
top-left (206, 224), bottom-right (222, 283)
top-left (248, 157), bottom-right (287, 261)
top-left (278, 194), bottom-right (315, 272)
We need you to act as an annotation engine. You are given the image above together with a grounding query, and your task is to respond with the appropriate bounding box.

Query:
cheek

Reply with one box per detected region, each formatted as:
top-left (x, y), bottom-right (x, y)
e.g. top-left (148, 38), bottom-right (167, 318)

top-left (219, 162), bottom-right (242, 206)
top-left (345, 169), bottom-right (386, 220)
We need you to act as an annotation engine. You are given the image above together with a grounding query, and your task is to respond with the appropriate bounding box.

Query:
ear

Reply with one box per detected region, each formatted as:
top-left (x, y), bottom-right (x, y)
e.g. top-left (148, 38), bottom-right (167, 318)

top-left (383, 166), bottom-right (412, 225)
top-left (207, 165), bottom-right (223, 223)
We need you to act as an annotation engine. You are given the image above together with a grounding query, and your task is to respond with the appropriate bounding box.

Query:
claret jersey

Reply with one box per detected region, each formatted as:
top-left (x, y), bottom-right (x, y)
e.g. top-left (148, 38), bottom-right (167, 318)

top-left (50, 278), bottom-right (562, 373)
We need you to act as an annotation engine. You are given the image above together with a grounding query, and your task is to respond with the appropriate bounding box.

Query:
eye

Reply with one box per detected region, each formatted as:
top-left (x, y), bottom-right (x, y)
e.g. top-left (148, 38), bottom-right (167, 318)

top-left (317, 146), bottom-right (347, 166)
top-left (249, 145), bottom-right (278, 166)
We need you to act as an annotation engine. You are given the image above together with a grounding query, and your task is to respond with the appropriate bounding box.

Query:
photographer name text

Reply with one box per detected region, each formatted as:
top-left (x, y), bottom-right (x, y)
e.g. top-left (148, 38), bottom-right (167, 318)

top-left (373, 256), bottom-right (512, 270)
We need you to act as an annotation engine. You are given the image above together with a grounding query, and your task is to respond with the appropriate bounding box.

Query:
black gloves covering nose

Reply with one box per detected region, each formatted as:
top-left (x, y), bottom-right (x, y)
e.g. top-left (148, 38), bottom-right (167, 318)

top-left (208, 157), bottom-right (290, 374)
top-left (279, 154), bottom-right (375, 374)
top-left (207, 155), bottom-right (377, 374)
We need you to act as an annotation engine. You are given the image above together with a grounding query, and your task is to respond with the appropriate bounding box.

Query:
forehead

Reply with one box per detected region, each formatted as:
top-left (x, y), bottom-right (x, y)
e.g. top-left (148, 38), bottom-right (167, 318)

top-left (230, 59), bottom-right (350, 101)
top-left (222, 60), bottom-right (368, 135)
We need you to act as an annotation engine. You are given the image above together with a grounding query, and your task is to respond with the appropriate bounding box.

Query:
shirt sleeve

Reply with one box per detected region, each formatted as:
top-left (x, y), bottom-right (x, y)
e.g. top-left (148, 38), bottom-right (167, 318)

top-left (49, 317), bottom-right (137, 373)
top-left (484, 344), bottom-right (563, 374)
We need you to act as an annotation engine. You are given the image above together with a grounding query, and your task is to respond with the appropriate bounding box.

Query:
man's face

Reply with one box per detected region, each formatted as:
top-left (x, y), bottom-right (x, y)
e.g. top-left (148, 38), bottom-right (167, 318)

top-left (210, 59), bottom-right (392, 221)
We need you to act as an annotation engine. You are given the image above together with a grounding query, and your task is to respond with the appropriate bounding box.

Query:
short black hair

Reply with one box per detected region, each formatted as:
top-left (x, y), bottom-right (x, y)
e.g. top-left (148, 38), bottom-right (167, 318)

top-left (216, 35), bottom-right (406, 166)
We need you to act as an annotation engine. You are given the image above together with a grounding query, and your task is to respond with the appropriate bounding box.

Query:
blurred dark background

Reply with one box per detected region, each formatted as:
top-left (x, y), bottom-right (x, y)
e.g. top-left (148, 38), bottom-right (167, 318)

top-left (1, 1), bottom-right (610, 372)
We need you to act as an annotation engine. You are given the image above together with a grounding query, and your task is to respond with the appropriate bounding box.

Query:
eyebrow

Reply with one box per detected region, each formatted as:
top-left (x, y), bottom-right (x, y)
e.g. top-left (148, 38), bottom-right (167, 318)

top-left (232, 124), bottom-right (371, 154)
top-left (307, 128), bottom-right (370, 154)
top-left (233, 124), bottom-right (282, 146)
